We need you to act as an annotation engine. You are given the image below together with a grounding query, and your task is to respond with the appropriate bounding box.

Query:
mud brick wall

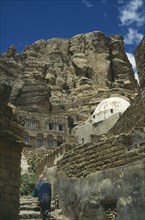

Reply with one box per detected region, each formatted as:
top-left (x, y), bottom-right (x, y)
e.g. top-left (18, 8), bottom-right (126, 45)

top-left (134, 36), bottom-right (145, 89)
top-left (109, 92), bottom-right (145, 135)
top-left (58, 134), bottom-right (145, 178)
top-left (0, 140), bottom-right (22, 220)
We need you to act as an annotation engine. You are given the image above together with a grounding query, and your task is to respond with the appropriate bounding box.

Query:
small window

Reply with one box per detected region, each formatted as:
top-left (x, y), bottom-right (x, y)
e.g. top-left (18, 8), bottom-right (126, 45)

top-left (24, 136), bottom-right (29, 144)
top-left (25, 120), bottom-right (31, 128)
top-left (47, 140), bottom-right (53, 147)
top-left (58, 124), bottom-right (64, 131)
top-left (37, 139), bottom-right (43, 147)
top-left (31, 121), bottom-right (37, 128)
top-left (47, 123), bottom-right (53, 130)
top-left (82, 138), bottom-right (84, 144)
top-left (110, 109), bottom-right (113, 113)
top-left (31, 117), bottom-right (38, 128)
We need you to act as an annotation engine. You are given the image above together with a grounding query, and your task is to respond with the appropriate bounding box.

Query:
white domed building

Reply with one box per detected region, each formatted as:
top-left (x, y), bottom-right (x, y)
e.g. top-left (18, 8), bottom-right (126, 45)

top-left (74, 97), bottom-right (130, 144)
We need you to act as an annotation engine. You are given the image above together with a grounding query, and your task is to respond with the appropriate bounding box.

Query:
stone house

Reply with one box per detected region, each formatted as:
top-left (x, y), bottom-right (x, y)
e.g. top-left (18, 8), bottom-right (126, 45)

top-left (19, 111), bottom-right (75, 149)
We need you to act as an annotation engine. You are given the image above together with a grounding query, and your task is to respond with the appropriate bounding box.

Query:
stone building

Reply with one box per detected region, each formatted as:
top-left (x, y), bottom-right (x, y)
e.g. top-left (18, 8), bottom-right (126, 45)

top-left (20, 111), bottom-right (75, 148)
top-left (0, 104), bottom-right (25, 220)
top-left (75, 97), bottom-right (130, 144)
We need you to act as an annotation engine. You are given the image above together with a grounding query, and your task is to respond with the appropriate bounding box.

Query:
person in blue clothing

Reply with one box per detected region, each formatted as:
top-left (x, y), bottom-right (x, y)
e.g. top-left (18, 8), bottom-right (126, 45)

top-left (36, 174), bottom-right (44, 193)
top-left (32, 174), bottom-right (44, 198)
top-left (38, 178), bottom-right (52, 220)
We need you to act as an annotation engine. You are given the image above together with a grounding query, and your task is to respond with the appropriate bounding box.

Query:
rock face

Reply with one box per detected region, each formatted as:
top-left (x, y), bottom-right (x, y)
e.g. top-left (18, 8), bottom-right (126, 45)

top-left (134, 36), bottom-right (145, 89)
top-left (0, 31), bottom-right (137, 123)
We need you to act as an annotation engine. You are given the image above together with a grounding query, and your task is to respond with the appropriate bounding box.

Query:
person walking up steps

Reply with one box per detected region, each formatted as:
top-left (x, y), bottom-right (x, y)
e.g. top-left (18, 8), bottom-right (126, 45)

top-left (38, 178), bottom-right (52, 220)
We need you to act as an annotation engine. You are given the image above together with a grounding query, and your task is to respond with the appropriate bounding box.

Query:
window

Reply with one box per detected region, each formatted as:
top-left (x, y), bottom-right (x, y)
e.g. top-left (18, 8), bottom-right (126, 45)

top-left (30, 117), bottom-right (38, 129)
top-left (25, 120), bottom-right (31, 128)
top-left (31, 120), bottom-right (37, 128)
top-left (110, 109), bottom-right (113, 113)
top-left (58, 124), bottom-right (64, 131)
top-left (47, 123), bottom-right (53, 130)
top-left (47, 140), bottom-right (53, 147)
top-left (37, 139), bottom-right (43, 147)
top-left (24, 136), bottom-right (29, 144)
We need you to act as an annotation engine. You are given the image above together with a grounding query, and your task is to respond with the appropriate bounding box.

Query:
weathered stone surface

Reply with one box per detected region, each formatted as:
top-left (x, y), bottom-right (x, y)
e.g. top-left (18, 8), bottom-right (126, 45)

top-left (0, 31), bottom-right (137, 122)
top-left (134, 35), bottom-right (145, 89)
top-left (58, 160), bottom-right (145, 220)
top-left (0, 104), bottom-right (25, 220)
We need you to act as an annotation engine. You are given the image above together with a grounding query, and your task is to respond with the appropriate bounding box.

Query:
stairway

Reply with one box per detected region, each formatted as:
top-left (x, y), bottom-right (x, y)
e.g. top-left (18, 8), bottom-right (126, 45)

top-left (19, 196), bottom-right (66, 220)
top-left (19, 196), bottom-right (42, 219)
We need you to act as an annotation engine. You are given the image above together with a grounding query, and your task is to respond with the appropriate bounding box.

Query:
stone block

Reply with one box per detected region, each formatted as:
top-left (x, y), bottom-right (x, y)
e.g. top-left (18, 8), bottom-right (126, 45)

top-left (0, 168), bottom-right (9, 177)
top-left (0, 179), bottom-right (4, 187)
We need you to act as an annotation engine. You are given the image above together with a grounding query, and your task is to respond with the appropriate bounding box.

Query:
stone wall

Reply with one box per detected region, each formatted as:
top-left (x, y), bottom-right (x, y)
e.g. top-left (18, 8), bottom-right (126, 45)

top-left (55, 132), bottom-right (145, 220)
top-left (110, 35), bottom-right (145, 136)
top-left (58, 160), bottom-right (145, 220)
top-left (58, 133), bottom-right (145, 178)
top-left (0, 140), bottom-right (22, 220)
top-left (0, 104), bottom-right (25, 220)
top-left (134, 35), bottom-right (145, 88)
top-left (36, 143), bottom-right (75, 176)
top-left (109, 92), bottom-right (145, 135)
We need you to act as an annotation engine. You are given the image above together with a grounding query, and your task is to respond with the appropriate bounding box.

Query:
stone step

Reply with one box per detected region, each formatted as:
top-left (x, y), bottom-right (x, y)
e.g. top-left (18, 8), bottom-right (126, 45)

top-left (19, 196), bottom-right (57, 220)
top-left (19, 210), bottom-right (41, 219)
top-left (20, 218), bottom-right (42, 220)
top-left (20, 204), bottom-right (40, 211)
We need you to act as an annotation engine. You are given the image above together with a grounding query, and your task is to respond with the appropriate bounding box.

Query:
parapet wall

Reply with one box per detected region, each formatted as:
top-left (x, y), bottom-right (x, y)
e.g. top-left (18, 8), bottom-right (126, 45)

top-left (58, 133), bottom-right (145, 178)
top-left (109, 91), bottom-right (145, 135)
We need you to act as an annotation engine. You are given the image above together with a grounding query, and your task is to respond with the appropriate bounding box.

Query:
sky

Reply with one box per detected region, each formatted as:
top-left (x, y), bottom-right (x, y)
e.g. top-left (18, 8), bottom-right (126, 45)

top-left (0, 0), bottom-right (145, 72)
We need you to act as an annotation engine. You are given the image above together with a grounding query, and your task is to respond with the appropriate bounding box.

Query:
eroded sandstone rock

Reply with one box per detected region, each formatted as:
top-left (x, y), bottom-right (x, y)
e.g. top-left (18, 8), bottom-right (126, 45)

top-left (0, 31), bottom-right (137, 123)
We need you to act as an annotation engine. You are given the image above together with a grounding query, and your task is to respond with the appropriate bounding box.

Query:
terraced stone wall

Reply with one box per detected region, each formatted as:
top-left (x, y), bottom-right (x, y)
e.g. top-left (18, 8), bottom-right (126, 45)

top-left (58, 134), bottom-right (145, 178)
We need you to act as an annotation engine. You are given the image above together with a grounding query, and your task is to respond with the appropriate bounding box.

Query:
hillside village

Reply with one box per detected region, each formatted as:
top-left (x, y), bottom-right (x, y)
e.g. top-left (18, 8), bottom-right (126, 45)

top-left (0, 32), bottom-right (145, 220)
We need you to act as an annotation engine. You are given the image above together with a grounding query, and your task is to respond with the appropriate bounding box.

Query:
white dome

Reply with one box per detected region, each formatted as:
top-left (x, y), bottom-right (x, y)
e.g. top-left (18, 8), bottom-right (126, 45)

top-left (93, 97), bottom-right (130, 115)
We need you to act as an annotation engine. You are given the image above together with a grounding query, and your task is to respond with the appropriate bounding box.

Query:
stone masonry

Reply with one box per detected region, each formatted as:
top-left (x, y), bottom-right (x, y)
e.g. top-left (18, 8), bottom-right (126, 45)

top-left (134, 36), bottom-right (145, 89)
top-left (0, 104), bottom-right (25, 220)
top-left (19, 110), bottom-right (75, 148)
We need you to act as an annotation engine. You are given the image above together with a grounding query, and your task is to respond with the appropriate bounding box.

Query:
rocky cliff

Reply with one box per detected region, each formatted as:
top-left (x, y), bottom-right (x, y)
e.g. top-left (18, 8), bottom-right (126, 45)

top-left (0, 31), bottom-right (137, 124)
